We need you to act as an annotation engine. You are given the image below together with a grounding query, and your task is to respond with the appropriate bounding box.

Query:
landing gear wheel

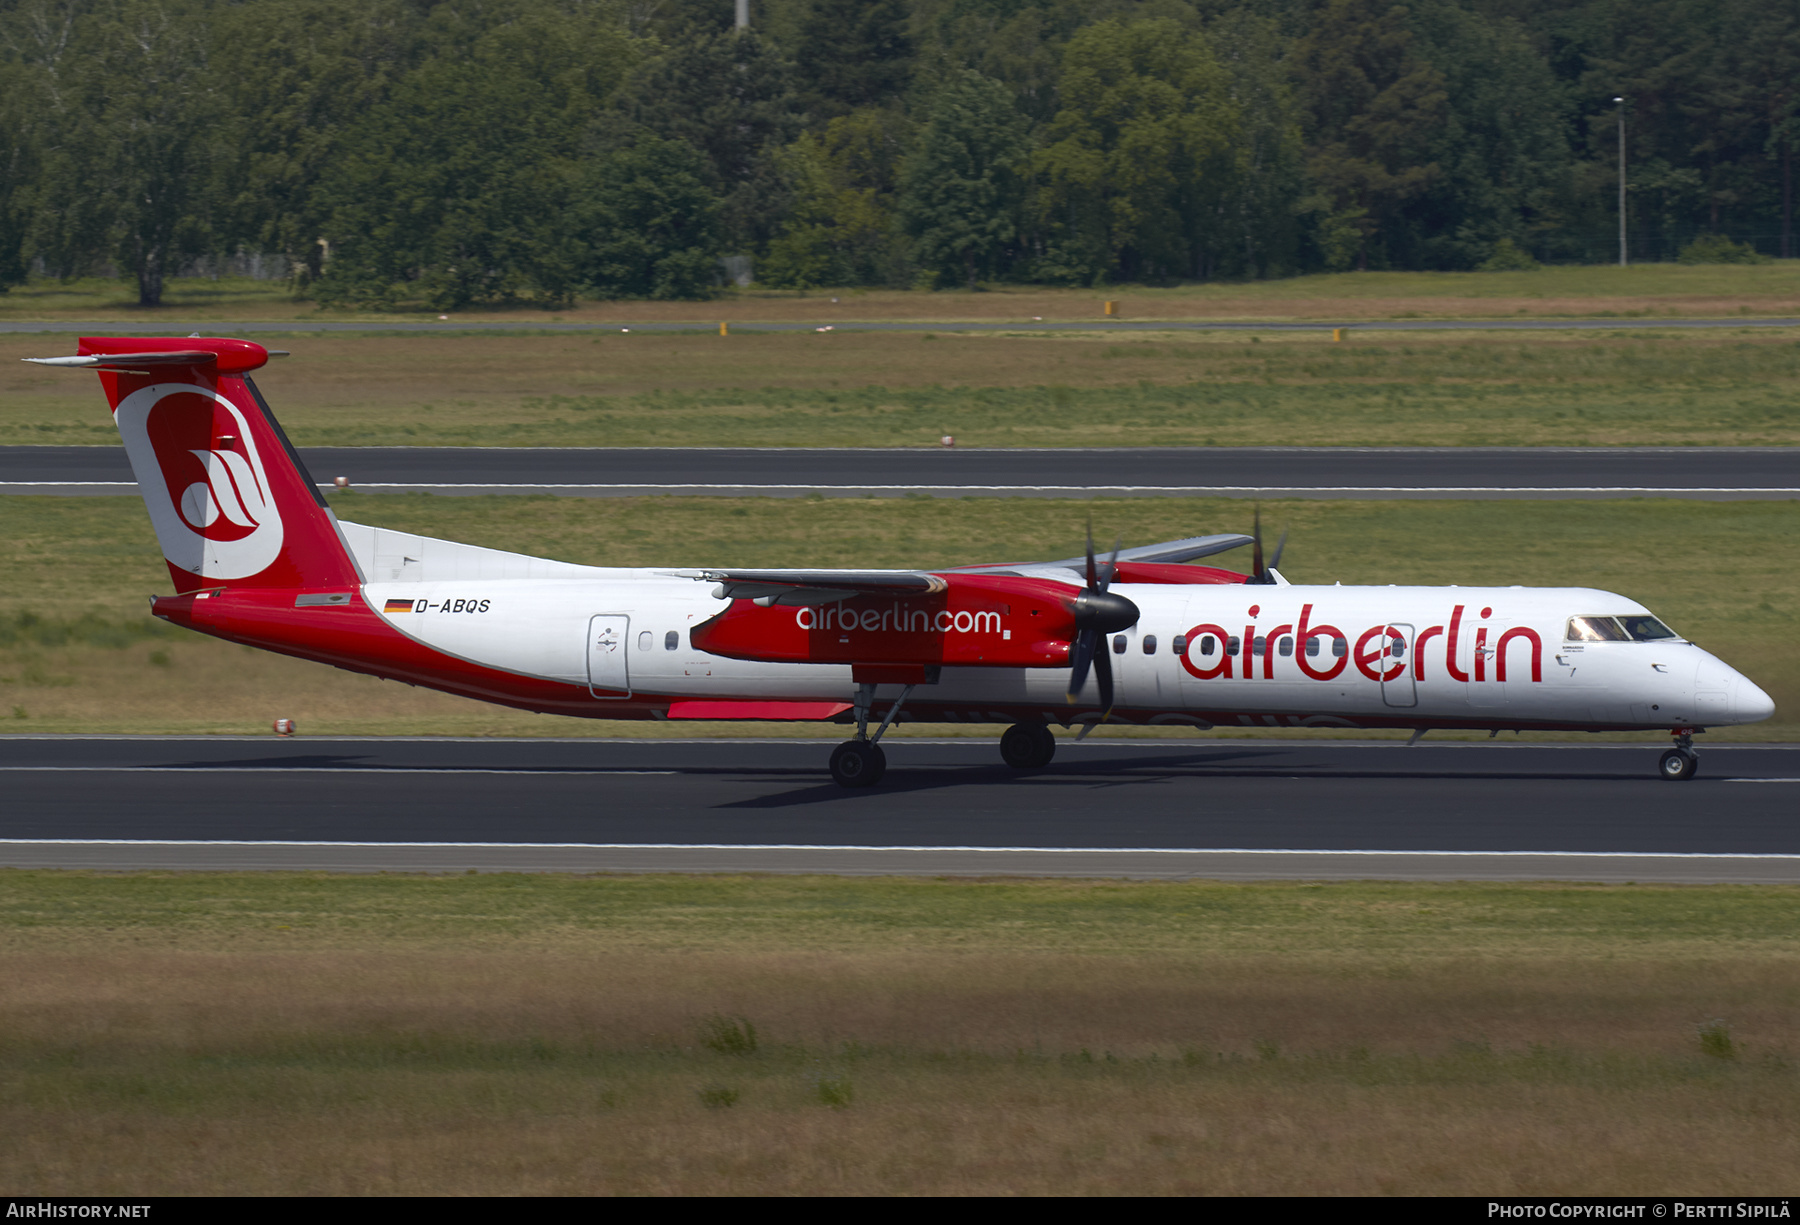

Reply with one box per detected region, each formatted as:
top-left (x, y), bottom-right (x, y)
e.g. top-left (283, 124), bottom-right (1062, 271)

top-left (1658, 748), bottom-right (1698, 782)
top-left (830, 739), bottom-right (887, 788)
top-left (1000, 722), bottom-right (1057, 769)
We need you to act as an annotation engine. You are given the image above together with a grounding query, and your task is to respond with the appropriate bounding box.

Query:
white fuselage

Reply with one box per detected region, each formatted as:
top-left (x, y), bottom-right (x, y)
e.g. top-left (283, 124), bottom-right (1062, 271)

top-left (359, 573), bottom-right (1774, 731)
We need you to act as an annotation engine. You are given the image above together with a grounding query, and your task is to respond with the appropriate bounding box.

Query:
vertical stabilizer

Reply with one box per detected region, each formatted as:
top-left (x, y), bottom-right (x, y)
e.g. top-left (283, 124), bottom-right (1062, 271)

top-left (52, 337), bottom-right (362, 593)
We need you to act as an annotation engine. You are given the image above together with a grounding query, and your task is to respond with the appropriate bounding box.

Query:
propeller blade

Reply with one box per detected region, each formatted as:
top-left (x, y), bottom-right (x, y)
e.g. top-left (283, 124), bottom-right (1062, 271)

top-left (1084, 521), bottom-right (1098, 591)
top-left (1094, 641), bottom-right (1114, 717)
top-left (1066, 627), bottom-right (1098, 702)
top-left (1250, 506), bottom-right (1264, 580)
top-left (1099, 534), bottom-right (1122, 591)
top-left (1268, 528), bottom-right (1289, 574)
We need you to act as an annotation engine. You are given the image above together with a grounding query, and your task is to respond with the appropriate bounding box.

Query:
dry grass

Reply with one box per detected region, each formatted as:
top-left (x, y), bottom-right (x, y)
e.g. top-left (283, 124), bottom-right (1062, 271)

top-left (5, 264), bottom-right (1800, 324)
top-left (9, 327), bottom-right (1800, 448)
top-left (1, 873), bottom-right (1796, 1194)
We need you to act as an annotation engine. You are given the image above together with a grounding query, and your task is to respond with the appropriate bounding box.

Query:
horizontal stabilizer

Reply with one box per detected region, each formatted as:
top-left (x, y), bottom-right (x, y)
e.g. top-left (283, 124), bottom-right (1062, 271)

top-left (24, 351), bottom-right (223, 370)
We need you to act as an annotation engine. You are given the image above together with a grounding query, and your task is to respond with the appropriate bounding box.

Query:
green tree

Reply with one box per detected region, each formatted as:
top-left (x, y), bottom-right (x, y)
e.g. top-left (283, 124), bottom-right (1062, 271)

top-left (899, 72), bottom-right (1030, 290)
top-left (1399, 1), bottom-right (1574, 268)
top-left (212, 0), bottom-right (421, 286)
top-left (622, 28), bottom-right (801, 255)
top-left (763, 109), bottom-right (911, 288)
top-left (1208, 10), bottom-right (1306, 278)
top-left (791, 0), bottom-right (913, 118)
top-left (1720, 0), bottom-right (1800, 258)
top-left (574, 136), bottom-right (722, 300)
top-left (1034, 18), bottom-right (1240, 283)
top-left (1294, 0), bottom-right (1448, 271)
top-left (30, 1), bottom-right (227, 305)
top-left (0, 42), bottom-right (36, 291)
top-left (313, 11), bottom-right (630, 309)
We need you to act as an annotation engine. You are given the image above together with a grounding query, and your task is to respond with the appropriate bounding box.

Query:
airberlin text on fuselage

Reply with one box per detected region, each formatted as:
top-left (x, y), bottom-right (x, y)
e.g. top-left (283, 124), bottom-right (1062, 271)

top-left (792, 597), bottom-right (1545, 684)
top-left (796, 604), bottom-right (1001, 635)
top-left (1182, 601), bottom-right (1543, 685)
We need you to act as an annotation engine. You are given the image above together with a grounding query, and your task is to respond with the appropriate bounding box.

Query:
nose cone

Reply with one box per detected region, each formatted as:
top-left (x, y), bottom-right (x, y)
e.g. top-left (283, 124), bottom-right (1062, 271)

top-left (1735, 675), bottom-right (1776, 724)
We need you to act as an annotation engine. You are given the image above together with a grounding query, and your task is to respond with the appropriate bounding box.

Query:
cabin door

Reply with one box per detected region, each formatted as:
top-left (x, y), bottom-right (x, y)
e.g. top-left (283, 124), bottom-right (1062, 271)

top-left (587, 615), bottom-right (631, 699)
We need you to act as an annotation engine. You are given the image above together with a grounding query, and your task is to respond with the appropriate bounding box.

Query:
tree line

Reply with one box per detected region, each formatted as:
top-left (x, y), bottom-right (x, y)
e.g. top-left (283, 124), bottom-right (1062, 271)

top-left (1, 0), bottom-right (1795, 307)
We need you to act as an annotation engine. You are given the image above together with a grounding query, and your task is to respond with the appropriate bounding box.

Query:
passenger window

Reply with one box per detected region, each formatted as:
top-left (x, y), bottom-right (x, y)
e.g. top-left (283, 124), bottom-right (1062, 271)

top-left (1142, 635), bottom-right (1157, 655)
top-left (1332, 637), bottom-right (1347, 657)
top-left (1305, 637), bottom-right (1320, 657)
top-left (664, 630), bottom-right (678, 650)
top-left (637, 631), bottom-right (652, 651)
top-left (1388, 633), bottom-right (1406, 658)
top-left (1112, 634), bottom-right (1127, 654)
top-left (1172, 635), bottom-right (1188, 656)
top-left (1253, 635), bottom-right (1267, 658)
top-left (1278, 636), bottom-right (1293, 657)
top-left (1227, 635), bottom-right (1240, 657)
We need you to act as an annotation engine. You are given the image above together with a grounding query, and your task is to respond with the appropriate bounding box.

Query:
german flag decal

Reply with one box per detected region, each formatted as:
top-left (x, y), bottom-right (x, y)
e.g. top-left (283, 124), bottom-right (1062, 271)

top-left (383, 598), bottom-right (419, 613)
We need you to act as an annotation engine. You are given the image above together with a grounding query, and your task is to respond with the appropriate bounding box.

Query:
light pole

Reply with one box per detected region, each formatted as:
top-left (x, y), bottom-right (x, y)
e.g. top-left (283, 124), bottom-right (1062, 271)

top-left (1615, 96), bottom-right (1627, 267)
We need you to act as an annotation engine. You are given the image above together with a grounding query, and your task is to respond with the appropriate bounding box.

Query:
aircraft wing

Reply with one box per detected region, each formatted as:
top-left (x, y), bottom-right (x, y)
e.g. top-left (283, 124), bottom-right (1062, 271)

top-left (946, 533), bottom-right (1255, 578)
top-left (671, 568), bottom-right (948, 607)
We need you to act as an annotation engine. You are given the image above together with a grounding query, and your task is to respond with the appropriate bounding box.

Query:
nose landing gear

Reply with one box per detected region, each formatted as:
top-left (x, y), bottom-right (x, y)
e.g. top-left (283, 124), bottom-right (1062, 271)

top-left (1658, 729), bottom-right (1699, 782)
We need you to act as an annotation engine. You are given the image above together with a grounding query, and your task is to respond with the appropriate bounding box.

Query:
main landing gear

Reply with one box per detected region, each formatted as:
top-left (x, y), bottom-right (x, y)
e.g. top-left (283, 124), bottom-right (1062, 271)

top-left (1658, 730), bottom-right (1699, 782)
top-left (1000, 721), bottom-right (1057, 770)
top-left (829, 681), bottom-right (914, 788)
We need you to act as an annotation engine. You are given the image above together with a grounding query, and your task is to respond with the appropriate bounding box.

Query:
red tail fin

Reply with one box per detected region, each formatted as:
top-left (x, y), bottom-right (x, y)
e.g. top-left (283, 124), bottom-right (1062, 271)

top-left (76, 336), bottom-right (362, 594)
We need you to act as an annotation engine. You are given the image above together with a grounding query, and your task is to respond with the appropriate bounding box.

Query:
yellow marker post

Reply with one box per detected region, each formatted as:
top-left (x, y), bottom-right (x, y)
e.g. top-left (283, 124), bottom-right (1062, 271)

top-left (720, 322), bottom-right (729, 336)
top-left (1332, 327), bottom-right (1344, 343)
top-left (1104, 300), bottom-right (1117, 317)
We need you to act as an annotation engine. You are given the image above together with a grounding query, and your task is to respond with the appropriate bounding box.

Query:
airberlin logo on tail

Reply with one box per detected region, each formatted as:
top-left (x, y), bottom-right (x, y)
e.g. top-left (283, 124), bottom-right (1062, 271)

top-left (178, 447), bottom-right (273, 537)
top-left (114, 383), bottom-right (286, 579)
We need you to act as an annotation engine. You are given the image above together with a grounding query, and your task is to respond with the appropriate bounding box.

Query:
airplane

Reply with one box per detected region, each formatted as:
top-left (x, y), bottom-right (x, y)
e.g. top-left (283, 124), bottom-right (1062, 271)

top-left (26, 335), bottom-right (1775, 785)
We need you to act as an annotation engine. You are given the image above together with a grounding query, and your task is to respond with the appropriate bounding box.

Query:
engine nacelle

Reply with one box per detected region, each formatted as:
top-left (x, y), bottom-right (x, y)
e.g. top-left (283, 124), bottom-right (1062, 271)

top-left (690, 574), bottom-right (1083, 668)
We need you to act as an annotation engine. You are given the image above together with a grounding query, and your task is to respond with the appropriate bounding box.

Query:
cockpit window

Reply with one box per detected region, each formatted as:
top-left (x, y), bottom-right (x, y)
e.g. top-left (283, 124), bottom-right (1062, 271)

top-left (1567, 615), bottom-right (1682, 642)
top-left (1618, 615), bottom-right (1679, 642)
top-left (1565, 616), bottom-right (1627, 642)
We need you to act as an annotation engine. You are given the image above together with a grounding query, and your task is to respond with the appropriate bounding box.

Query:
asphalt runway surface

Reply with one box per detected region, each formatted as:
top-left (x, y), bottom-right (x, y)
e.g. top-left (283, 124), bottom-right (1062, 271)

top-left (6, 317), bottom-right (1800, 335)
top-left (5, 445), bottom-right (1796, 499)
top-left (4, 737), bottom-right (1797, 881)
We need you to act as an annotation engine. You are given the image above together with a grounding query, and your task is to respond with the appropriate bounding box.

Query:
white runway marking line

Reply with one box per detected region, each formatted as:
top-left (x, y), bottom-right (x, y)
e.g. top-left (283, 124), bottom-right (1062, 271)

top-left (2, 839), bottom-right (1798, 860)
top-left (325, 483), bottom-right (1799, 495)
top-left (0, 766), bottom-right (674, 775)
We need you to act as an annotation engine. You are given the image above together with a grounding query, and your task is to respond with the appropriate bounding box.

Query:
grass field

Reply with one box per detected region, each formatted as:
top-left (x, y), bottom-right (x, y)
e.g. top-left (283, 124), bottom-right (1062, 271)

top-left (1, 871), bottom-right (1795, 1194)
top-left (7, 326), bottom-right (1800, 448)
top-left (1, 492), bottom-right (1791, 739)
top-left (4, 264), bottom-right (1800, 324)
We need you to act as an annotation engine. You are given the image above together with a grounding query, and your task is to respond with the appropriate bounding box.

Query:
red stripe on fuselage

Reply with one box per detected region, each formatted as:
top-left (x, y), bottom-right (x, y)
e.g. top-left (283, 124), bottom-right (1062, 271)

top-left (151, 588), bottom-right (624, 717)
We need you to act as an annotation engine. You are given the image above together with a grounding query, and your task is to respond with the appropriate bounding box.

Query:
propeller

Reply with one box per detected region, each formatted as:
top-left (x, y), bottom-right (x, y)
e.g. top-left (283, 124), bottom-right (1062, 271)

top-left (1065, 522), bottom-right (1140, 716)
top-left (1246, 505), bottom-right (1288, 585)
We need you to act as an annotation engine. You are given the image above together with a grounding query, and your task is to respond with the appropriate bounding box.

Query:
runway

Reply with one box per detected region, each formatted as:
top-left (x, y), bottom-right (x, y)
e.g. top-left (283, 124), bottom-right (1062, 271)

top-left (4, 737), bottom-right (1797, 881)
top-left (4, 445), bottom-right (1795, 499)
